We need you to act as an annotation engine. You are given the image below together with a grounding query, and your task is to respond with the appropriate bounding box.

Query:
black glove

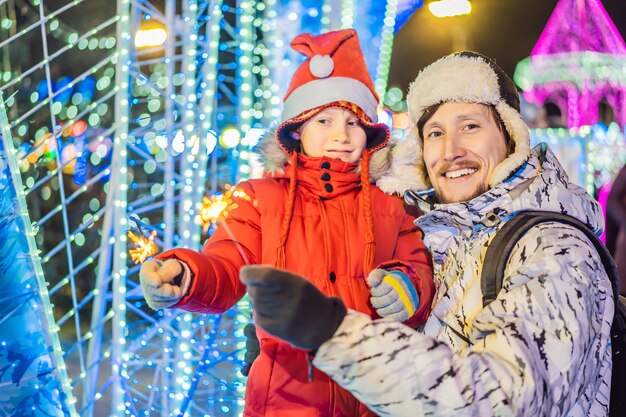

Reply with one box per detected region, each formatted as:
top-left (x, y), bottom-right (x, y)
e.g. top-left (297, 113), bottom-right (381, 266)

top-left (240, 265), bottom-right (347, 351)
top-left (241, 323), bottom-right (260, 376)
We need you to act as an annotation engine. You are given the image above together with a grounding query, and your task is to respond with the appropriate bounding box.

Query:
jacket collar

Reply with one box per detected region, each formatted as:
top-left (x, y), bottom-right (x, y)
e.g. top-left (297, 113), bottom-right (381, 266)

top-left (272, 153), bottom-right (361, 198)
top-left (408, 144), bottom-right (603, 250)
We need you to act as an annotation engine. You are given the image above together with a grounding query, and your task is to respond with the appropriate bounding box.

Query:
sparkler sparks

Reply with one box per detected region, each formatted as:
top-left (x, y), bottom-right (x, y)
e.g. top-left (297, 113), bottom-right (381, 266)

top-left (127, 216), bottom-right (159, 264)
top-left (199, 186), bottom-right (252, 231)
top-left (128, 229), bottom-right (159, 264)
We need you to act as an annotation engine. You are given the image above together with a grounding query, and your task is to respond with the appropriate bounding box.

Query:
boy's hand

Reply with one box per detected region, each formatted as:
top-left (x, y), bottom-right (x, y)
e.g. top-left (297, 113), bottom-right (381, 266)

top-left (140, 259), bottom-right (189, 310)
top-left (367, 269), bottom-right (419, 322)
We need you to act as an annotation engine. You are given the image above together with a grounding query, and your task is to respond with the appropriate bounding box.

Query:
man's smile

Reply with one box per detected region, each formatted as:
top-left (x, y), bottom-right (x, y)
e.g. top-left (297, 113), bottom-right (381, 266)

top-left (443, 167), bottom-right (478, 179)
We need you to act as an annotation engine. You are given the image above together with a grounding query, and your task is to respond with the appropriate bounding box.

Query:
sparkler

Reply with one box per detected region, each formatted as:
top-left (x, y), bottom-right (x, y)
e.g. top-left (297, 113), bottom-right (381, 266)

top-left (199, 185), bottom-right (253, 232)
top-left (128, 215), bottom-right (159, 264)
top-left (124, 187), bottom-right (254, 265)
top-left (199, 185), bottom-right (255, 265)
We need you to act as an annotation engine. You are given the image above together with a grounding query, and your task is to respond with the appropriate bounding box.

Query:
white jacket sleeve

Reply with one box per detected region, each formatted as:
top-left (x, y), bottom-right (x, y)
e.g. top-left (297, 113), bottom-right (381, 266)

top-left (312, 224), bottom-right (614, 417)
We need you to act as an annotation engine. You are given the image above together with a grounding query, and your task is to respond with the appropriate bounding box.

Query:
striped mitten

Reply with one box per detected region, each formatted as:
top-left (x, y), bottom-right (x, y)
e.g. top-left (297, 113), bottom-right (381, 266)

top-left (367, 269), bottom-right (419, 322)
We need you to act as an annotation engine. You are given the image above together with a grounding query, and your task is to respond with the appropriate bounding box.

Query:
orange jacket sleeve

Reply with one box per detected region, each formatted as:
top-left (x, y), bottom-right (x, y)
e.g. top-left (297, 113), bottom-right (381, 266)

top-left (376, 213), bottom-right (434, 329)
top-left (155, 181), bottom-right (262, 314)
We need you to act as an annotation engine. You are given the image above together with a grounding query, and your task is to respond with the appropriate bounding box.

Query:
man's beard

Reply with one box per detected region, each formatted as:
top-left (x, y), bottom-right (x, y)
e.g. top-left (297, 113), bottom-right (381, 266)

top-left (435, 182), bottom-right (489, 204)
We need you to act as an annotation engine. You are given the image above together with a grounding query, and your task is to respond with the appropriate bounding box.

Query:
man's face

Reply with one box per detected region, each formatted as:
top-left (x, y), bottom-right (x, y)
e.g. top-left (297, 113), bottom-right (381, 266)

top-left (422, 102), bottom-right (509, 204)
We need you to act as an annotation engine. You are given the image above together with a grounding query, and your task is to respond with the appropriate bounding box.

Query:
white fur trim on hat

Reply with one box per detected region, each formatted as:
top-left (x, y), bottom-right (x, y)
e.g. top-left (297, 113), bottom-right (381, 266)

top-left (309, 55), bottom-right (334, 78)
top-left (407, 55), bottom-right (501, 124)
top-left (281, 77), bottom-right (378, 123)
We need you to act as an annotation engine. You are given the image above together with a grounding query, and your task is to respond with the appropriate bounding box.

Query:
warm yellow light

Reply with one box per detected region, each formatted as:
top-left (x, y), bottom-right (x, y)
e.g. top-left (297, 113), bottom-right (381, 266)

top-left (199, 186), bottom-right (254, 231)
top-left (60, 143), bottom-right (77, 175)
top-left (128, 230), bottom-right (159, 264)
top-left (134, 27), bottom-right (167, 48)
top-left (429, 0), bottom-right (471, 18)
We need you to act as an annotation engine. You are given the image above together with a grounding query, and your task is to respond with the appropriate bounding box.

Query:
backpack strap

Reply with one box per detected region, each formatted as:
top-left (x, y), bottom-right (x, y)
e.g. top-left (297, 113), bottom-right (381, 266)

top-left (481, 210), bottom-right (625, 417)
top-left (481, 210), bottom-right (621, 308)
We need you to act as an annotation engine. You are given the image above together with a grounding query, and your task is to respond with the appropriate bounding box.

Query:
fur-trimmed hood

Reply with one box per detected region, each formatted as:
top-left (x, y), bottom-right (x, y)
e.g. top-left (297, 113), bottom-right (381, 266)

top-left (376, 128), bottom-right (430, 195)
top-left (254, 129), bottom-right (395, 184)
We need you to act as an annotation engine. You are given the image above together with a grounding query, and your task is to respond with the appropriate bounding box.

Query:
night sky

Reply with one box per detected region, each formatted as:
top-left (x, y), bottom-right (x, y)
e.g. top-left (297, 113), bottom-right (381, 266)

top-left (388, 0), bottom-right (626, 91)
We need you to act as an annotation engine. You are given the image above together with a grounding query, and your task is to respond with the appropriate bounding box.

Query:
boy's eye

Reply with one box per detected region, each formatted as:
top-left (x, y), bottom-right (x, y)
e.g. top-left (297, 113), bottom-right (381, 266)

top-left (317, 118), bottom-right (330, 125)
top-left (427, 130), bottom-right (442, 139)
top-left (463, 123), bottom-right (479, 130)
top-left (347, 120), bottom-right (359, 127)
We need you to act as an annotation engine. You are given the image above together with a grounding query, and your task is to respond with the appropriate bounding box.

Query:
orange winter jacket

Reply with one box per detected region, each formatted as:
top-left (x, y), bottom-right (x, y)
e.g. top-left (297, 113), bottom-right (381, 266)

top-left (157, 152), bottom-right (434, 417)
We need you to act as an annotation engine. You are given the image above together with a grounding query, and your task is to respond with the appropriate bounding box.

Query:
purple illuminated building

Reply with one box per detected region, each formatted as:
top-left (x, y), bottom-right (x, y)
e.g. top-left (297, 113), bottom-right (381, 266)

top-left (514, 0), bottom-right (626, 128)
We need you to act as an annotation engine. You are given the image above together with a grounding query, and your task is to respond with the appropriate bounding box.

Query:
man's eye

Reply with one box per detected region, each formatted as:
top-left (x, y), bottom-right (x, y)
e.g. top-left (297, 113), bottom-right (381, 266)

top-left (427, 131), bottom-right (442, 138)
top-left (464, 123), bottom-right (479, 130)
top-left (347, 120), bottom-right (359, 127)
top-left (317, 118), bottom-right (330, 125)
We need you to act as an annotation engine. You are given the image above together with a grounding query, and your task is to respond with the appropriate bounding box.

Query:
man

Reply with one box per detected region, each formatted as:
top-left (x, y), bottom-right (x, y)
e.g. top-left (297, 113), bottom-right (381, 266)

top-left (240, 51), bottom-right (614, 417)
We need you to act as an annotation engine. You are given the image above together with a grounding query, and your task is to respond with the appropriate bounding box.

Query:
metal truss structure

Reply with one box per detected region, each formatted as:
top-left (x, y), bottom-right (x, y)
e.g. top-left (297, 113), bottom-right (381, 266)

top-left (0, 0), bottom-right (404, 415)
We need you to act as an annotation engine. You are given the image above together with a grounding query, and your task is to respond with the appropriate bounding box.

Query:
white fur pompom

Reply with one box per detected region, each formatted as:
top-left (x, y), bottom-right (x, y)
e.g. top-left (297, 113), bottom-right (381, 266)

top-left (309, 55), bottom-right (334, 78)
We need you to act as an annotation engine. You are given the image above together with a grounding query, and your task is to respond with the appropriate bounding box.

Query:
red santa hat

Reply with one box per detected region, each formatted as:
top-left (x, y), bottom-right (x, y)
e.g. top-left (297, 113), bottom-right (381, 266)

top-left (276, 29), bottom-right (388, 154)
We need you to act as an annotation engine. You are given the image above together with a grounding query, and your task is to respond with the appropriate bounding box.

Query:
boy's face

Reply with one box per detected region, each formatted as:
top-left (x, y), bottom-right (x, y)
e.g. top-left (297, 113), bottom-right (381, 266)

top-left (422, 102), bottom-right (509, 204)
top-left (295, 107), bottom-right (367, 164)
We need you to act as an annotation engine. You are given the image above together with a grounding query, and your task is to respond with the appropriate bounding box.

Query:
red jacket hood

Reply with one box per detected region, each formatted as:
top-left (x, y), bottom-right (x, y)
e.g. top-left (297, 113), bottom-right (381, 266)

top-left (255, 128), bottom-right (393, 185)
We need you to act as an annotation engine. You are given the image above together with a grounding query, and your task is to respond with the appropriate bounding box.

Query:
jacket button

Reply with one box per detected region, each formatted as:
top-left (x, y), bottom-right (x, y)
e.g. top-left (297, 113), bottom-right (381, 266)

top-left (324, 183), bottom-right (333, 193)
top-left (321, 173), bottom-right (331, 181)
top-left (329, 272), bottom-right (336, 283)
top-left (321, 161), bottom-right (331, 169)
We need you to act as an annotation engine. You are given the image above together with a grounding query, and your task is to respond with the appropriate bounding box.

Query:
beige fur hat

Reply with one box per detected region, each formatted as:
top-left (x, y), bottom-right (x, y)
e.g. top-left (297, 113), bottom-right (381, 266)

top-left (377, 51), bottom-right (531, 195)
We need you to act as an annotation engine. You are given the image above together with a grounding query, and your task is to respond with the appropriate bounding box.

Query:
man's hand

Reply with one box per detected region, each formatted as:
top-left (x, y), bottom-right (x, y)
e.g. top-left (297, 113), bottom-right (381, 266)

top-left (367, 269), bottom-right (419, 322)
top-left (241, 323), bottom-right (260, 376)
top-left (140, 259), bottom-right (189, 310)
top-left (240, 265), bottom-right (346, 351)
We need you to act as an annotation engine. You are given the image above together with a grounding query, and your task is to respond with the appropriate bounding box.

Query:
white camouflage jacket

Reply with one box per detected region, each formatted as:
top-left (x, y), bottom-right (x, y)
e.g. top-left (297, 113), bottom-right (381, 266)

top-left (312, 144), bottom-right (614, 417)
